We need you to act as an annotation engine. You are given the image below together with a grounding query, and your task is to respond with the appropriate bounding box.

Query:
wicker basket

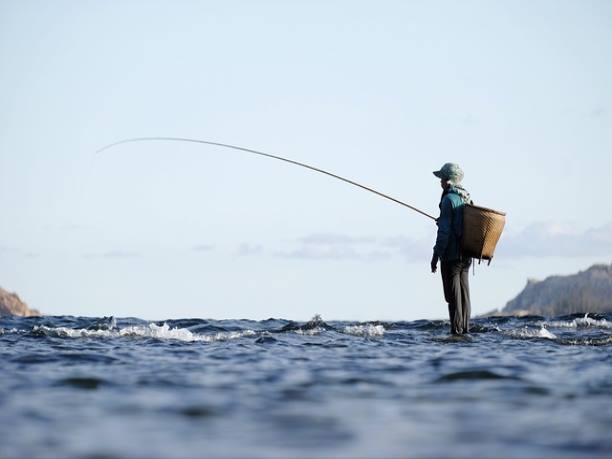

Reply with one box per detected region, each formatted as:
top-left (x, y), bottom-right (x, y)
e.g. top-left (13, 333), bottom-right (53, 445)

top-left (462, 204), bottom-right (506, 263)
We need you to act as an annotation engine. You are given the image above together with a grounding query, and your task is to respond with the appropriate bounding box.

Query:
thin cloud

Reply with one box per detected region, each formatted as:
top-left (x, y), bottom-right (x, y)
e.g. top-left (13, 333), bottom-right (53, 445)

top-left (277, 232), bottom-right (403, 262)
top-left (277, 245), bottom-right (392, 261)
top-left (192, 244), bottom-right (214, 252)
top-left (588, 107), bottom-right (606, 118)
top-left (298, 233), bottom-right (376, 245)
top-left (0, 247), bottom-right (43, 258)
top-left (83, 250), bottom-right (142, 260)
top-left (497, 222), bottom-right (612, 258)
top-left (236, 243), bottom-right (263, 256)
top-left (276, 222), bottom-right (612, 263)
top-left (458, 114), bottom-right (478, 125)
top-left (63, 223), bottom-right (95, 231)
top-left (381, 236), bottom-right (431, 261)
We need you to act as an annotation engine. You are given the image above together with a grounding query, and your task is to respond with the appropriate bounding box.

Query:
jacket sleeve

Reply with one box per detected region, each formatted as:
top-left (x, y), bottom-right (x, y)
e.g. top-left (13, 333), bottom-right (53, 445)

top-left (433, 196), bottom-right (452, 257)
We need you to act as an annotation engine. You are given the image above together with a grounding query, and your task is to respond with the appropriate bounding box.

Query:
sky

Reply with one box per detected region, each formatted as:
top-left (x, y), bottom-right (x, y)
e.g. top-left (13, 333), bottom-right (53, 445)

top-left (1, 0), bottom-right (611, 321)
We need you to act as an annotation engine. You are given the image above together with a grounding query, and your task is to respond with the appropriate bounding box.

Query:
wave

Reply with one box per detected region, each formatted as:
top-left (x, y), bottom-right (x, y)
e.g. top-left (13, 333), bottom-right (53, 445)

top-left (30, 323), bottom-right (257, 343)
top-left (280, 314), bottom-right (333, 333)
top-left (342, 324), bottom-right (385, 337)
top-left (545, 314), bottom-right (612, 330)
top-left (293, 327), bottom-right (326, 336)
top-left (3, 313), bottom-right (611, 347)
top-left (504, 326), bottom-right (558, 340)
top-left (556, 336), bottom-right (612, 346)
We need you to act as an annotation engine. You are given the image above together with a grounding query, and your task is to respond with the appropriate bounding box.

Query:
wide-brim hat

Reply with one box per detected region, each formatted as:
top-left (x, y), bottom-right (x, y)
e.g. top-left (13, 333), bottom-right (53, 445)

top-left (433, 163), bottom-right (464, 184)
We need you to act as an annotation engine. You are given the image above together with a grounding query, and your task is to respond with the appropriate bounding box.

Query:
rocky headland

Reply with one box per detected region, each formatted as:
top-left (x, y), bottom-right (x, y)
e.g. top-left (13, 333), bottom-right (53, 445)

top-left (0, 287), bottom-right (41, 317)
top-left (486, 263), bottom-right (612, 317)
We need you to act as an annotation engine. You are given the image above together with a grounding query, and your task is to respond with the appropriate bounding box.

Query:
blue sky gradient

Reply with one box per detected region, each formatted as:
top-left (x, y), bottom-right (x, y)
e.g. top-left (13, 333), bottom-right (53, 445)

top-left (1, 0), bottom-right (611, 320)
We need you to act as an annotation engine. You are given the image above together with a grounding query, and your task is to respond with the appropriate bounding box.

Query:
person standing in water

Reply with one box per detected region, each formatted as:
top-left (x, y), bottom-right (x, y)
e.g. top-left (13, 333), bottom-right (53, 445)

top-left (430, 163), bottom-right (473, 335)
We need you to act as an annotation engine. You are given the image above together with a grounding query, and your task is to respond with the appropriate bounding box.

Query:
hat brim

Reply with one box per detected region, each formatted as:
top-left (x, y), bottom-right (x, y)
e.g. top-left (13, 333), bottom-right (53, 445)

top-left (433, 170), bottom-right (444, 179)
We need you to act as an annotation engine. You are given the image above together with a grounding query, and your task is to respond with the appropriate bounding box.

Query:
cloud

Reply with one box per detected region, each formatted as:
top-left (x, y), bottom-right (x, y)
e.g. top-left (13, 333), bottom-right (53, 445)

top-left (588, 107), bottom-right (606, 118)
top-left (275, 232), bottom-right (425, 262)
top-left (70, 222), bottom-right (612, 263)
top-left (83, 250), bottom-right (142, 259)
top-left (236, 243), bottom-right (263, 256)
top-left (192, 244), bottom-right (214, 252)
top-left (458, 114), bottom-right (478, 125)
top-left (380, 236), bottom-right (431, 260)
top-left (277, 232), bottom-right (382, 261)
top-left (63, 223), bottom-right (95, 231)
top-left (278, 244), bottom-right (392, 261)
top-left (274, 221), bottom-right (612, 263)
top-left (41, 223), bottom-right (95, 232)
top-left (298, 233), bottom-right (375, 245)
top-left (0, 247), bottom-right (42, 258)
top-left (497, 222), bottom-right (612, 258)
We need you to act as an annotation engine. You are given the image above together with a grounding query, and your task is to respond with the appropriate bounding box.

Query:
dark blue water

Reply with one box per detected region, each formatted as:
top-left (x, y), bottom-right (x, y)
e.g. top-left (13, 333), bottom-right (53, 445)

top-left (1, 313), bottom-right (611, 458)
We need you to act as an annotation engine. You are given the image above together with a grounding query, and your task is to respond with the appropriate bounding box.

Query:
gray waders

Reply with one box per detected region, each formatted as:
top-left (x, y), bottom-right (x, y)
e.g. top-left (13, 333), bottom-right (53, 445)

top-left (441, 257), bottom-right (472, 334)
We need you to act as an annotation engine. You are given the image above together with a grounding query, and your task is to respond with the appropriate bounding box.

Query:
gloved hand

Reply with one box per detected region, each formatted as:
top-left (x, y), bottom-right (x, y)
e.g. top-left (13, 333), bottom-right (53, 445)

top-left (430, 254), bottom-right (439, 273)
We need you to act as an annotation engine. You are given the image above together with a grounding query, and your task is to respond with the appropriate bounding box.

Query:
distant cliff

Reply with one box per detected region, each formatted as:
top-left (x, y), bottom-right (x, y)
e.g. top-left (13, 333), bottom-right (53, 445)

top-left (0, 287), bottom-right (41, 317)
top-left (499, 263), bottom-right (612, 316)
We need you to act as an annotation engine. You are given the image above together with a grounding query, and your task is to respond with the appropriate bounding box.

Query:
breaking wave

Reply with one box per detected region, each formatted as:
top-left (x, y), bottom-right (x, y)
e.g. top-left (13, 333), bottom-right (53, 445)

top-left (504, 326), bottom-right (558, 340)
top-left (342, 324), bottom-right (385, 337)
top-left (1, 313), bottom-right (610, 347)
top-left (545, 314), bottom-right (612, 330)
top-left (294, 327), bottom-right (326, 336)
top-left (30, 323), bottom-right (257, 343)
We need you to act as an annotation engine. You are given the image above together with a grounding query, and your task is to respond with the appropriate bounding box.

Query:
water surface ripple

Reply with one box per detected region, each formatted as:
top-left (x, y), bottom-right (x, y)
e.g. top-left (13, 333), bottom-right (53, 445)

top-left (1, 313), bottom-right (611, 458)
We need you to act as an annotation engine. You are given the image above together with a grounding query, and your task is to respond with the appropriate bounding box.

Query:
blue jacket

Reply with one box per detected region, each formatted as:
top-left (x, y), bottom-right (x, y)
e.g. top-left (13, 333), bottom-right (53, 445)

top-left (433, 186), bottom-right (472, 261)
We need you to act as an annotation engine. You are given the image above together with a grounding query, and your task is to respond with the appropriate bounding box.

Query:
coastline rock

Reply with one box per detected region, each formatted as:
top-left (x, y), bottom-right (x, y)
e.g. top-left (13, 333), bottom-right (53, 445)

top-left (486, 263), bottom-right (612, 317)
top-left (0, 287), bottom-right (41, 317)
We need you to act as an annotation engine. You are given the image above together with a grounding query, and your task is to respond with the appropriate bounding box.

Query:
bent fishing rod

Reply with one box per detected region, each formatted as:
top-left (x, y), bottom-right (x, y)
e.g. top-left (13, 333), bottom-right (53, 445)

top-left (96, 136), bottom-right (437, 221)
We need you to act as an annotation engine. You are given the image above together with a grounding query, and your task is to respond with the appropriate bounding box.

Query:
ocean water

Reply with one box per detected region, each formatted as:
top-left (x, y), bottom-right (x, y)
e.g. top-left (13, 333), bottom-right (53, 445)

top-left (1, 313), bottom-right (611, 459)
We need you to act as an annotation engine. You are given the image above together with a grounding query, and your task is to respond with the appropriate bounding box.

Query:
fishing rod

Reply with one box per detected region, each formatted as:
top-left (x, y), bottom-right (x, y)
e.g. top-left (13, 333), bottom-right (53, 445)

top-left (96, 136), bottom-right (437, 221)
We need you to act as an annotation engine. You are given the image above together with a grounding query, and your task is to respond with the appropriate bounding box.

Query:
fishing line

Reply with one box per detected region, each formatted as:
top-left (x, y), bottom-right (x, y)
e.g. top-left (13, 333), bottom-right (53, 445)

top-left (96, 136), bottom-right (437, 221)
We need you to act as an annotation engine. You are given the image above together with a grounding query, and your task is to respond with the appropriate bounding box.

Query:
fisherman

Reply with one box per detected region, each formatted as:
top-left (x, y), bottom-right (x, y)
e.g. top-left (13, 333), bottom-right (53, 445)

top-left (430, 163), bottom-right (473, 335)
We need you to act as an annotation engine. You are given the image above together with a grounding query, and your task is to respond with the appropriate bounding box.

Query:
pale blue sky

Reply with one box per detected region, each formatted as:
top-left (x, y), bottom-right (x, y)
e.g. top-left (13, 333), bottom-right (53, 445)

top-left (1, 0), bottom-right (611, 320)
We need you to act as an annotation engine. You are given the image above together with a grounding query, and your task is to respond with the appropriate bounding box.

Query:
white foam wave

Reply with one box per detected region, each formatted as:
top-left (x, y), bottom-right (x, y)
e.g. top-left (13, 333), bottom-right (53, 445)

top-left (506, 326), bottom-right (557, 340)
top-left (31, 323), bottom-right (256, 343)
top-left (343, 324), bottom-right (385, 337)
top-left (294, 327), bottom-right (325, 336)
top-left (546, 314), bottom-right (612, 330)
top-left (560, 336), bottom-right (612, 346)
